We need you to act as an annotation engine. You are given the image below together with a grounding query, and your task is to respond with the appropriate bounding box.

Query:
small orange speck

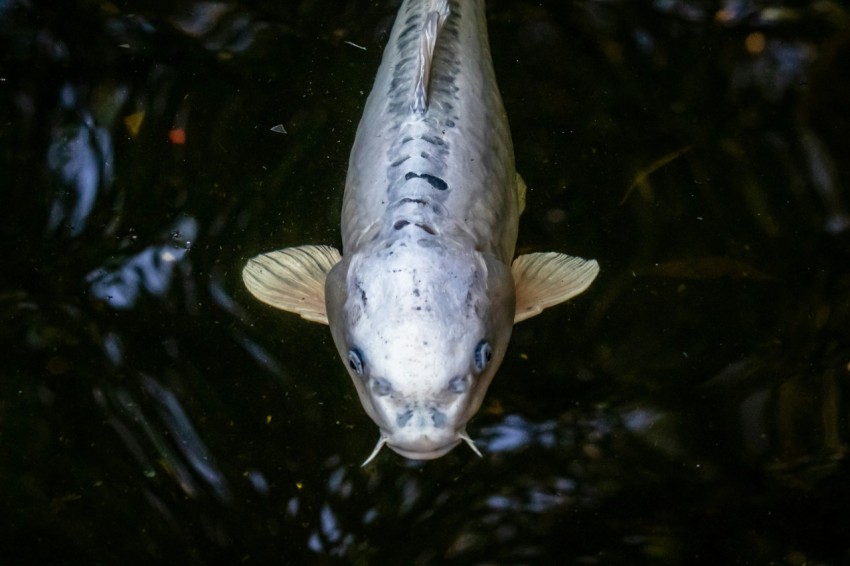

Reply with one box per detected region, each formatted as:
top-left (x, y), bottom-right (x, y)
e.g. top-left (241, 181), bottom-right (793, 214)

top-left (745, 32), bottom-right (766, 55)
top-left (169, 128), bottom-right (186, 144)
top-left (266, 415), bottom-right (272, 424)
top-left (295, 482), bottom-right (303, 490)
top-left (484, 399), bottom-right (504, 416)
top-left (714, 8), bottom-right (734, 24)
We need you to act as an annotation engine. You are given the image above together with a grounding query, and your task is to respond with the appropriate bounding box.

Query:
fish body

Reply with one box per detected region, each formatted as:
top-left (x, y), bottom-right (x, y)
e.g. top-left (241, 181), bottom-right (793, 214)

top-left (243, 0), bottom-right (599, 462)
top-left (340, 0), bottom-right (516, 262)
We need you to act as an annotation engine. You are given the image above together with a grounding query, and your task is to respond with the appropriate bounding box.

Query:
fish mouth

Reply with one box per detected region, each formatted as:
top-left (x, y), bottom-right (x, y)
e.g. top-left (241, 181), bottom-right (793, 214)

top-left (387, 438), bottom-right (462, 460)
top-left (362, 430), bottom-right (483, 465)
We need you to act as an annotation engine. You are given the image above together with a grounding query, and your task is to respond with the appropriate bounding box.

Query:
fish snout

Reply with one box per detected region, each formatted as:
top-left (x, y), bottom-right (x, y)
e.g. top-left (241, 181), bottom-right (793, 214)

top-left (394, 405), bottom-right (449, 429)
top-left (360, 370), bottom-right (480, 461)
top-left (384, 405), bottom-right (461, 459)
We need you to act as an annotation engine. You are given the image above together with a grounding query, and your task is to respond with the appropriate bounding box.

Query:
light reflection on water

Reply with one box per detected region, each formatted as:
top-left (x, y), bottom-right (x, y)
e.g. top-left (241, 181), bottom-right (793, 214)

top-left (480, 413), bottom-right (559, 452)
top-left (87, 217), bottom-right (196, 309)
top-left (46, 85), bottom-right (114, 237)
top-left (2, 0), bottom-right (850, 563)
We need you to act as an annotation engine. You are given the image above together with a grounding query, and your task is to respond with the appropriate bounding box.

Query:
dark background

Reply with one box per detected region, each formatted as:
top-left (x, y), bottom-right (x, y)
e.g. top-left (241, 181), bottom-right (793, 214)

top-left (2, 0), bottom-right (849, 563)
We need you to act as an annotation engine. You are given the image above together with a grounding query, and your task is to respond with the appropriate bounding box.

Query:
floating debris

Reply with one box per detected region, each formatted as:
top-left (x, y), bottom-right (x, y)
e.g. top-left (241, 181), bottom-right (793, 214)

top-left (169, 128), bottom-right (186, 144)
top-left (343, 40), bottom-right (367, 51)
top-left (621, 145), bottom-right (693, 204)
top-left (270, 124), bottom-right (287, 134)
top-left (123, 111), bottom-right (145, 137)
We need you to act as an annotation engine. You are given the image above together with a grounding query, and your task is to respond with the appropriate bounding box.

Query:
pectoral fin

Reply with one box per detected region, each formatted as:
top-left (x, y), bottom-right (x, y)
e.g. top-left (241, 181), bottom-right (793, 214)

top-left (242, 245), bottom-right (341, 325)
top-left (516, 173), bottom-right (527, 215)
top-left (512, 252), bottom-right (599, 323)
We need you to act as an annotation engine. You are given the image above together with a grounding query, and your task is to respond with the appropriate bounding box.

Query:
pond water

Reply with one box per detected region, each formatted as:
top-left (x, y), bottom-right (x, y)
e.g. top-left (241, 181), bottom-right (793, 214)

top-left (2, 0), bottom-right (850, 563)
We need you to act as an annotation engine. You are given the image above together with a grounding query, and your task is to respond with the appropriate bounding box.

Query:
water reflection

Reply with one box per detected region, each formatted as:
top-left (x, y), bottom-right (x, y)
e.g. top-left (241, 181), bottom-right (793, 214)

top-left (46, 85), bottom-right (114, 237)
top-left (86, 217), bottom-right (196, 309)
top-left (171, 2), bottom-right (269, 54)
top-left (143, 375), bottom-right (232, 503)
top-left (800, 129), bottom-right (849, 234)
top-left (480, 413), bottom-right (558, 453)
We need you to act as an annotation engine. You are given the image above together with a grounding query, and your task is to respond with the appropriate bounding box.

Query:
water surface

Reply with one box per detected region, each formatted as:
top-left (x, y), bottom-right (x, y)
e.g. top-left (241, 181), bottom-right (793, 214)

top-left (2, 0), bottom-right (849, 563)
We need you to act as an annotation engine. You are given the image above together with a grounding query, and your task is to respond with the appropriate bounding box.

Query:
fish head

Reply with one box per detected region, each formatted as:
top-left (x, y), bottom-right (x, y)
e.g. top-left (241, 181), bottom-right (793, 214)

top-left (325, 239), bottom-right (515, 460)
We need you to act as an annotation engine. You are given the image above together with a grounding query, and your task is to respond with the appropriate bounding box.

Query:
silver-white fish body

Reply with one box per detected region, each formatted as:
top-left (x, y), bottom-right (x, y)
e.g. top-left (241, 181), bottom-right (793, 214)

top-left (243, 0), bottom-right (599, 463)
top-left (339, 0), bottom-right (517, 262)
top-left (326, 0), bottom-right (518, 459)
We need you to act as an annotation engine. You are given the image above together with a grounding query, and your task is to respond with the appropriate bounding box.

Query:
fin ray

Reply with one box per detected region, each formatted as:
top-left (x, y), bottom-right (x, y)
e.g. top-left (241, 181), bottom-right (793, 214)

top-left (242, 245), bottom-right (341, 325)
top-left (512, 252), bottom-right (599, 323)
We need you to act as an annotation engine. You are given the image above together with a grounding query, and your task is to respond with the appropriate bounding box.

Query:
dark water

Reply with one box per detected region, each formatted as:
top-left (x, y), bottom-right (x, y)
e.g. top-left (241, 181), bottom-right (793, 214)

top-left (3, 0), bottom-right (850, 563)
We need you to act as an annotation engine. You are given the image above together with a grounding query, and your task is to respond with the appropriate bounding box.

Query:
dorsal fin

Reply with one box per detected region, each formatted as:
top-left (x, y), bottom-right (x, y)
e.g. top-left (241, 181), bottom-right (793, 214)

top-left (412, 0), bottom-right (450, 114)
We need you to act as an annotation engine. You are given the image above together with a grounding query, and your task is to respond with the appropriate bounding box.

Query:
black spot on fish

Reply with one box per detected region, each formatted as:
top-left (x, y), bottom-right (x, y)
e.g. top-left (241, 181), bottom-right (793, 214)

top-left (397, 33), bottom-right (420, 53)
top-left (397, 410), bottom-right (413, 428)
top-left (393, 220), bottom-right (409, 230)
top-left (398, 22), bottom-right (418, 40)
top-left (431, 409), bottom-right (447, 428)
top-left (404, 172), bottom-right (447, 191)
top-left (445, 119), bottom-right (455, 128)
top-left (373, 378), bottom-right (392, 397)
top-left (420, 151), bottom-right (430, 159)
top-left (419, 173), bottom-right (448, 191)
top-left (416, 223), bottom-right (435, 235)
top-left (390, 155), bottom-right (410, 167)
top-left (420, 135), bottom-right (444, 146)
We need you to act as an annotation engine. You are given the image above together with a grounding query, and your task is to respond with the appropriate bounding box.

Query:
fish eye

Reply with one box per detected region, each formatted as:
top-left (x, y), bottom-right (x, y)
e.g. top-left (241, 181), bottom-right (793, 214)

top-left (474, 340), bottom-right (492, 372)
top-left (348, 349), bottom-right (364, 375)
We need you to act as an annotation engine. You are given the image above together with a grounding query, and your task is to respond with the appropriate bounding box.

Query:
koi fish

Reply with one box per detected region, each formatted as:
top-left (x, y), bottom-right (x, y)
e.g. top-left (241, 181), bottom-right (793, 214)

top-left (243, 0), bottom-right (598, 463)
